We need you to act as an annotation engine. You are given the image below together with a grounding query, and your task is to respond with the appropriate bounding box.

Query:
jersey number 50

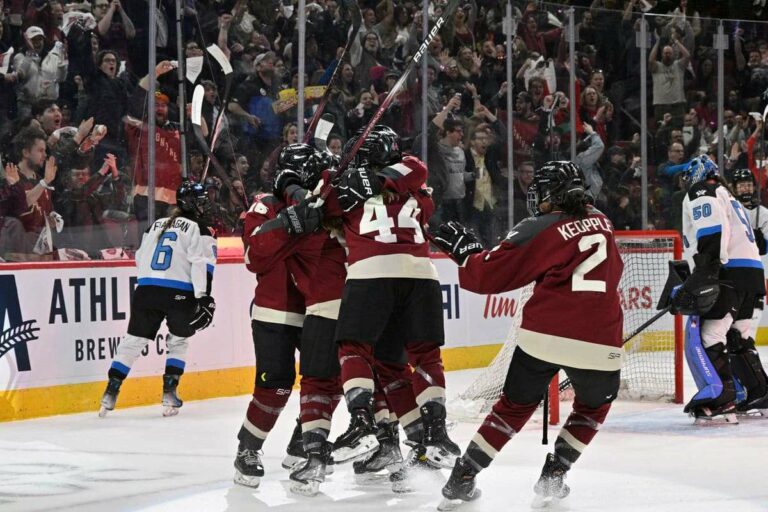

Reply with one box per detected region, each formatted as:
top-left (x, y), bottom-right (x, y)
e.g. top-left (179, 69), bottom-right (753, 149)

top-left (151, 232), bottom-right (177, 270)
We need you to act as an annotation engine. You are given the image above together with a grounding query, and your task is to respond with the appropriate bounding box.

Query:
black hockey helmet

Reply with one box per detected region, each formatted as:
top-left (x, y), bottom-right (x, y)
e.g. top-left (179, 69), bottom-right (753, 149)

top-left (527, 161), bottom-right (586, 216)
top-left (348, 125), bottom-right (401, 168)
top-left (176, 180), bottom-right (211, 220)
top-left (277, 143), bottom-right (316, 171)
top-left (731, 168), bottom-right (756, 206)
top-left (301, 150), bottom-right (339, 191)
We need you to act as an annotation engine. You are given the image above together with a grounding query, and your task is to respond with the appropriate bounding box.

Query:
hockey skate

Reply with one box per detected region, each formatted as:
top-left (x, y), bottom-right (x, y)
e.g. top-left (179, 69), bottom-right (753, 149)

top-left (98, 377), bottom-right (123, 417)
top-left (282, 419), bottom-right (307, 470)
top-left (233, 445), bottom-right (264, 488)
top-left (161, 374), bottom-right (183, 417)
top-left (389, 442), bottom-right (441, 493)
top-left (531, 453), bottom-right (570, 509)
top-left (736, 391), bottom-right (768, 419)
top-left (420, 402), bottom-right (461, 469)
top-left (332, 407), bottom-right (379, 463)
top-left (289, 442), bottom-right (332, 497)
top-left (690, 402), bottom-right (738, 425)
top-left (437, 457), bottom-right (481, 511)
top-left (353, 422), bottom-right (404, 484)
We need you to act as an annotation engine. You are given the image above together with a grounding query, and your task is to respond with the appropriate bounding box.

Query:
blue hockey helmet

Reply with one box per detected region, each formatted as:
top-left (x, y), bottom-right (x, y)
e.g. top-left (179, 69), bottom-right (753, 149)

top-left (682, 155), bottom-right (719, 188)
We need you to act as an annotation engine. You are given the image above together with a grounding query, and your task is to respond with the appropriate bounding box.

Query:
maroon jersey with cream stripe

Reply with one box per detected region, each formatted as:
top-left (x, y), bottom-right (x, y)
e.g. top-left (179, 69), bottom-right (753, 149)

top-left (281, 185), bottom-right (347, 319)
top-left (322, 156), bottom-right (437, 281)
top-left (242, 193), bottom-right (305, 327)
top-left (459, 207), bottom-right (624, 371)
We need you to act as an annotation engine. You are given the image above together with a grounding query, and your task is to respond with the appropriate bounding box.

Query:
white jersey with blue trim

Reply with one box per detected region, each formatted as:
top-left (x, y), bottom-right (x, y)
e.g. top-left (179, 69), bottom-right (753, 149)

top-left (682, 183), bottom-right (761, 267)
top-left (744, 203), bottom-right (768, 240)
top-left (135, 216), bottom-right (217, 298)
top-left (682, 181), bottom-right (765, 296)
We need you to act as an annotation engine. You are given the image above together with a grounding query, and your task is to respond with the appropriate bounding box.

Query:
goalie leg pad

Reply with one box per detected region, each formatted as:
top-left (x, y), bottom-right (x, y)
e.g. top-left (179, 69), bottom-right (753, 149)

top-left (684, 317), bottom-right (736, 412)
top-left (252, 320), bottom-right (301, 389)
top-left (726, 328), bottom-right (768, 406)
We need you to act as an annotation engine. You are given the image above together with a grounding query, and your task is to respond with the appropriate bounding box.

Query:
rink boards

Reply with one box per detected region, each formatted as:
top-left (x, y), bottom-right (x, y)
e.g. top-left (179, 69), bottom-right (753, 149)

top-left (0, 252), bottom-right (746, 421)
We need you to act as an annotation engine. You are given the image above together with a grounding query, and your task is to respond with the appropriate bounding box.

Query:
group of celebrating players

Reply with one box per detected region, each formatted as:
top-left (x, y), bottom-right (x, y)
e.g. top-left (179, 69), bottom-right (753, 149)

top-left (92, 123), bottom-right (768, 509)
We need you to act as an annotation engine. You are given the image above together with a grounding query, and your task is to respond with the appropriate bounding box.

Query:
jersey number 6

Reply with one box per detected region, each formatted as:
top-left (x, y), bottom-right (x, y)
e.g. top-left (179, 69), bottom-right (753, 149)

top-left (573, 233), bottom-right (607, 292)
top-left (151, 232), bottom-right (178, 271)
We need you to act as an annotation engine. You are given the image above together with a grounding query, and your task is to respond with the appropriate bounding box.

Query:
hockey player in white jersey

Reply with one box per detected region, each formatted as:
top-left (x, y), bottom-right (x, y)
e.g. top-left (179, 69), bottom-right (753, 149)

top-left (98, 181), bottom-right (217, 417)
top-left (673, 156), bottom-right (768, 423)
top-left (728, 168), bottom-right (768, 416)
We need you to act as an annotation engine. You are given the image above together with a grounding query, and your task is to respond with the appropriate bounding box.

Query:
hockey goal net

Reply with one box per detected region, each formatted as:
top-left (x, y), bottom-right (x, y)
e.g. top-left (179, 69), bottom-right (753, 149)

top-left (448, 231), bottom-right (683, 424)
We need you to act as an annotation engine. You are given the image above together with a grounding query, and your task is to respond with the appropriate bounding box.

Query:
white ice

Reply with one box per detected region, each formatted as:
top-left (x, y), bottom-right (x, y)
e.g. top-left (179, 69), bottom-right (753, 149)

top-left (1, 352), bottom-right (767, 512)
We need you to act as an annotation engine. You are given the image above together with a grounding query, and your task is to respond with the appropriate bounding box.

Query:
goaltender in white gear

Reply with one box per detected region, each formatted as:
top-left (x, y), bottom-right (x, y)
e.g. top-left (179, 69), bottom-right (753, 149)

top-left (679, 157), bottom-right (767, 421)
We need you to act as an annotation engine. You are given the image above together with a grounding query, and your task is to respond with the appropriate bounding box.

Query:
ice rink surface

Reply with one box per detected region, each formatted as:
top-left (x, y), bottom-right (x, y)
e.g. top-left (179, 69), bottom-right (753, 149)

top-left (2, 355), bottom-right (768, 512)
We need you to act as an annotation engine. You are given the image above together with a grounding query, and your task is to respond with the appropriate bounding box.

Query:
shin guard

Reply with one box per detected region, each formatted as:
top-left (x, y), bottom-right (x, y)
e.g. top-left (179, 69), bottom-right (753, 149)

top-left (238, 387), bottom-right (292, 450)
top-left (465, 394), bottom-right (537, 470)
top-left (554, 400), bottom-right (611, 468)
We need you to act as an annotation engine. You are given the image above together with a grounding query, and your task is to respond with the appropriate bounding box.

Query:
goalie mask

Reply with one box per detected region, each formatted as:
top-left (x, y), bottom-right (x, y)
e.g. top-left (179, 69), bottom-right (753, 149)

top-left (731, 168), bottom-right (756, 207)
top-left (527, 161), bottom-right (586, 216)
top-left (176, 180), bottom-right (211, 221)
top-left (278, 143), bottom-right (316, 172)
top-left (682, 154), bottom-right (719, 189)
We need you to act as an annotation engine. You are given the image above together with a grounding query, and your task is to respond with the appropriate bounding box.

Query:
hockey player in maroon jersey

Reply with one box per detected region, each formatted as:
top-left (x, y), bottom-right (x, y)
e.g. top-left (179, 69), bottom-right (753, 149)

top-left (316, 126), bottom-right (460, 471)
top-left (260, 146), bottom-right (347, 495)
top-left (233, 146), bottom-right (321, 488)
top-left (432, 161), bottom-right (624, 510)
top-left (268, 146), bottom-right (415, 493)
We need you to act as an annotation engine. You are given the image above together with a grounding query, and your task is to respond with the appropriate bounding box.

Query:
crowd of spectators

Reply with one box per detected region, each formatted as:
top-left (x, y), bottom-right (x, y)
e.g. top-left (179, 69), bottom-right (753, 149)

top-left (2, 0), bottom-right (768, 261)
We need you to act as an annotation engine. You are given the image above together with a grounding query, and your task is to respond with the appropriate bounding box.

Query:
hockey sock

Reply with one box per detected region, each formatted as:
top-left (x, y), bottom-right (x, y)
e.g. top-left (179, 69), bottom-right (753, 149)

top-left (375, 360), bottom-right (423, 443)
top-left (165, 335), bottom-right (189, 376)
top-left (339, 342), bottom-right (376, 410)
top-left (373, 377), bottom-right (392, 425)
top-left (238, 386), bottom-right (292, 450)
top-left (465, 394), bottom-right (537, 470)
top-left (109, 334), bottom-right (152, 379)
top-left (554, 399), bottom-right (611, 468)
top-left (300, 376), bottom-right (342, 452)
top-left (406, 343), bottom-right (447, 407)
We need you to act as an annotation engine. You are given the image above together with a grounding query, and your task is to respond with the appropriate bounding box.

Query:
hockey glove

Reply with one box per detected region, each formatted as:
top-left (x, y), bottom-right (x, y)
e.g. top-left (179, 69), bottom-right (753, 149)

top-left (278, 198), bottom-right (323, 235)
top-left (273, 168), bottom-right (303, 198)
top-left (432, 221), bottom-right (483, 265)
top-left (190, 295), bottom-right (216, 332)
top-left (755, 229), bottom-right (766, 255)
top-left (670, 256), bottom-right (720, 316)
top-left (336, 166), bottom-right (382, 212)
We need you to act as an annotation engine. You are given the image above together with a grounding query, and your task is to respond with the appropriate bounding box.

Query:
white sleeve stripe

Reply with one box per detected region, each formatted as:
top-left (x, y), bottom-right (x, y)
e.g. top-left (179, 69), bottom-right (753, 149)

top-left (387, 162), bottom-right (412, 176)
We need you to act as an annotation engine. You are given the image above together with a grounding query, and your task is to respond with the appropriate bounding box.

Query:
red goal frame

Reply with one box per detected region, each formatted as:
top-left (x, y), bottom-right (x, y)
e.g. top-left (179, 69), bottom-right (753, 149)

top-left (547, 230), bottom-right (684, 425)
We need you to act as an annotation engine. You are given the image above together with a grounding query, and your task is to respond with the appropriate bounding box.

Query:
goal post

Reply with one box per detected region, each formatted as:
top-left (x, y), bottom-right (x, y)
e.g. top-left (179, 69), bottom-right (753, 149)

top-left (448, 230), bottom-right (684, 425)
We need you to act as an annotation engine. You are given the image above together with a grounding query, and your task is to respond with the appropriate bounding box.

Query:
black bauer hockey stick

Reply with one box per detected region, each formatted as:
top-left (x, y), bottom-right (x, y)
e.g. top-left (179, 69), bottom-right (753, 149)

top-left (557, 305), bottom-right (673, 393)
top-left (302, 0), bottom-right (362, 144)
top-left (316, 0), bottom-right (463, 202)
top-left (251, 0), bottom-right (462, 238)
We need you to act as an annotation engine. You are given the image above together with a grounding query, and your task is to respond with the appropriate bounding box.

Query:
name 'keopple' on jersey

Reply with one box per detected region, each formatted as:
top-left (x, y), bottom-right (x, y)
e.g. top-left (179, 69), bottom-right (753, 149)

top-left (459, 207), bottom-right (624, 371)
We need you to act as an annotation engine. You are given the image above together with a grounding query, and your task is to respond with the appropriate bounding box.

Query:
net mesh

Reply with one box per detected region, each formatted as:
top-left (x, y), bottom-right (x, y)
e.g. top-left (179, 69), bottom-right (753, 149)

top-left (449, 233), bottom-right (678, 420)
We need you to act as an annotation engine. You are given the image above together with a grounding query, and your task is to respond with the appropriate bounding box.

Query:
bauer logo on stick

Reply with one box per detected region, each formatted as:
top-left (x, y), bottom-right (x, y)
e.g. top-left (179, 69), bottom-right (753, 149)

top-left (0, 275), bottom-right (40, 372)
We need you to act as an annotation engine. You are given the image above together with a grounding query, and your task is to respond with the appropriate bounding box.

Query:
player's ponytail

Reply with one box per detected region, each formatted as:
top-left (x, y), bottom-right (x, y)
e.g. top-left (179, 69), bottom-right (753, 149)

top-left (558, 190), bottom-right (589, 219)
top-left (159, 208), bottom-right (184, 237)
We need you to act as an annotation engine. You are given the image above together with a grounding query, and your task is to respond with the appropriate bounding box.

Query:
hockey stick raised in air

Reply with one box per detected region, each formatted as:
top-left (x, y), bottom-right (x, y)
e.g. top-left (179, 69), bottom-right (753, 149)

top-left (190, 84), bottom-right (227, 180)
top-left (201, 44), bottom-right (233, 181)
top-left (251, 0), bottom-right (462, 238)
top-left (557, 305), bottom-right (673, 393)
top-left (303, 0), bottom-right (362, 145)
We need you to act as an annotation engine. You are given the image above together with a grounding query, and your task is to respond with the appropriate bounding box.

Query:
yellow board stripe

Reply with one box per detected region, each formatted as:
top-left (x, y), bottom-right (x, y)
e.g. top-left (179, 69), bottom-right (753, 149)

top-left (2, 332), bottom-right (767, 423)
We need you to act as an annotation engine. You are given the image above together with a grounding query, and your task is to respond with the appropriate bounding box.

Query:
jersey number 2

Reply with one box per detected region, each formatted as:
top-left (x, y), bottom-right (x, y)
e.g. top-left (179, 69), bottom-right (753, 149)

top-left (151, 232), bottom-right (177, 270)
top-left (573, 233), bottom-right (607, 292)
